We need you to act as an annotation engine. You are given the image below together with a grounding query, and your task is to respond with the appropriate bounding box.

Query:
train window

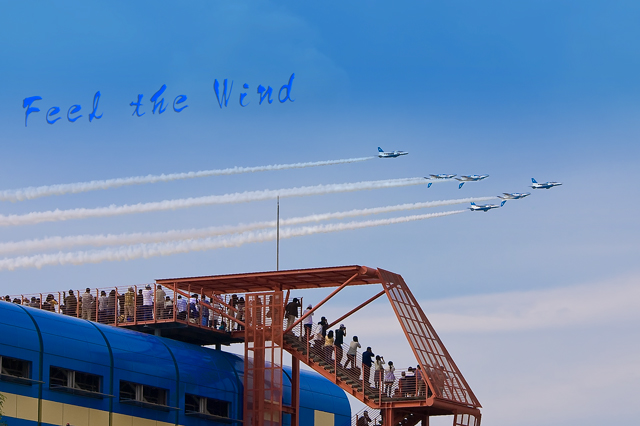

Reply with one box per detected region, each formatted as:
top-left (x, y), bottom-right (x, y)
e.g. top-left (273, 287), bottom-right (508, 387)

top-left (49, 366), bottom-right (102, 394)
top-left (75, 371), bottom-right (101, 392)
top-left (119, 381), bottom-right (138, 401)
top-left (120, 380), bottom-right (168, 407)
top-left (185, 393), bottom-right (230, 418)
top-left (0, 356), bottom-right (31, 379)
top-left (142, 385), bottom-right (167, 405)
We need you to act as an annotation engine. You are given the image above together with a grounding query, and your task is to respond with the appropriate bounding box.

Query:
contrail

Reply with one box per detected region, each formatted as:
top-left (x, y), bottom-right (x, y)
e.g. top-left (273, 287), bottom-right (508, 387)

top-left (0, 210), bottom-right (466, 271)
top-left (0, 177), bottom-right (430, 227)
top-left (0, 157), bottom-right (376, 202)
top-left (0, 197), bottom-right (494, 254)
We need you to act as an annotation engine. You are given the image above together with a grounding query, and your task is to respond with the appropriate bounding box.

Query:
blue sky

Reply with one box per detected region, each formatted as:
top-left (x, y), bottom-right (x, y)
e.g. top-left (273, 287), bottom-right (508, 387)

top-left (1, 2), bottom-right (639, 425)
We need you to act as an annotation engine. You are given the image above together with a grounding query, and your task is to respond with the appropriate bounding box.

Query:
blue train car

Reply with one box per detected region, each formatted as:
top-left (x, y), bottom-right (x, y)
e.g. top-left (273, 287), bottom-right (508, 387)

top-left (0, 302), bottom-right (350, 426)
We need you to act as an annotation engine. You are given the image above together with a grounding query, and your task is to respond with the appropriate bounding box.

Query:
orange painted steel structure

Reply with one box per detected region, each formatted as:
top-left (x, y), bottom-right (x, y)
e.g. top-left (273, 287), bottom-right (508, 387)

top-left (8, 265), bottom-right (482, 426)
top-left (157, 265), bottom-right (482, 426)
top-left (244, 292), bottom-right (284, 426)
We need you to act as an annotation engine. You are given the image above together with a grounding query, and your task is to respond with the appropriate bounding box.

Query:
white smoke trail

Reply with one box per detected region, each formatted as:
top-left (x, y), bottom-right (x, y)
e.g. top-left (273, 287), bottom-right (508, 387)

top-left (0, 177), bottom-right (429, 227)
top-left (0, 210), bottom-right (465, 271)
top-left (0, 157), bottom-right (376, 202)
top-left (0, 197), bottom-right (494, 255)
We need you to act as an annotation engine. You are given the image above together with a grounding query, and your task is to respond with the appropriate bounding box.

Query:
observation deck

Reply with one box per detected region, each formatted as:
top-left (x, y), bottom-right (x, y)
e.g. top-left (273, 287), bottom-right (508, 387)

top-left (9, 265), bottom-right (481, 426)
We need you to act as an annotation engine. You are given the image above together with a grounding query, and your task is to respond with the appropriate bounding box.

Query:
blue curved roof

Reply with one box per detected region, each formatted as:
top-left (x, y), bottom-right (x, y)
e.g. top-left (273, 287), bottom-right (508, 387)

top-left (0, 301), bottom-right (351, 423)
top-left (0, 302), bottom-right (41, 355)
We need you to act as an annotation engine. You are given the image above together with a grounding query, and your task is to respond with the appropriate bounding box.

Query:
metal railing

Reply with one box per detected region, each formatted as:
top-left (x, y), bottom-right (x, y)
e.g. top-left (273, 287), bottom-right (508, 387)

top-left (352, 407), bottom-right (381, 426)
top-left (1, 284), bottom-right (254, 334)
top-left (284, 318), bottom-right (428, 405)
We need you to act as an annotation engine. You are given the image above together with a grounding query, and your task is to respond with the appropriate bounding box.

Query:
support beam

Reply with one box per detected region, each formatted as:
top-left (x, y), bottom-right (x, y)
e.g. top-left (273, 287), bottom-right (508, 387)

top-left (291, 357), bottom-right (300, 426)
top-left (327, 289), bottom-right (386, 329)
top-left (286, 272), bottom-right (360, 333)
top-left (200, 300), bottom-right (245, 328)
top-left (212, 295), bottom-right (240, 315)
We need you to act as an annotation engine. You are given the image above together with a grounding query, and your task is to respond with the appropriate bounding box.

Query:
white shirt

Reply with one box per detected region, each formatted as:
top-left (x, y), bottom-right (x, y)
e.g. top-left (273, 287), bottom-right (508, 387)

top-left (177, 298), bottom-right (187, 312)
top-left (98, 296), bottom-right (108, 311)
top-left (303, 308), bottom-right (313, 325)
top-left (347, 341), bottom-right (361, 356)
top-left (142, 289), bottom-right (153, 306)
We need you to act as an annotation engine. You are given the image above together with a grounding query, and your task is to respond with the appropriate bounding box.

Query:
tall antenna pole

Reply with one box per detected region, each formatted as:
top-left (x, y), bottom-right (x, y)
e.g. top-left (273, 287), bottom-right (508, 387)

top-left (277, 196), bottom-right (280, 271)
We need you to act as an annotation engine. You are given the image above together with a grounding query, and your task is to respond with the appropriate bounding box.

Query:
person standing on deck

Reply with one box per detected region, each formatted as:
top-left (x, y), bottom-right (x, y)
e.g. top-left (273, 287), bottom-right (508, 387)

top-left (362, 347), bottom-right (374, 387)
top-left (155, 285), bottom-right (166, 319)
top-left (285, 298), bottom-right (301, 331)
top-left (303, 304), bottom-right (314, 341)
top-left (81, 288), bottom-right (93, 320)
top-left (334, 324), bottom-right (347, 367)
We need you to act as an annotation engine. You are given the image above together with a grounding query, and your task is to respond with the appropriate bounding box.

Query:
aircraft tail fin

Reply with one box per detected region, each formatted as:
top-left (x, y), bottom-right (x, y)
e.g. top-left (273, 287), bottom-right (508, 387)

top-left (459, 182), bottom-right (465, 189)
top-left (500, 200), bottom-right (507, 207)
top-left (531, 178), bottom-right (537, 183)
top-left (470, 202), bottom-right (476, 206)
top-left (378, 147), bottom-right (384, 152)
top-left (427, 182), bottom-right (432, 188)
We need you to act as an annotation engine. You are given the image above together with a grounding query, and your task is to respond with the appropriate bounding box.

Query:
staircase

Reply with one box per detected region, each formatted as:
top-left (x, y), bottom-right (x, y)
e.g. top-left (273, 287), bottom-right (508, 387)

top-left (351, 406), bottom-right (426, 426)
top-left (352, 407), bottom-right (381, 426)
top-left (283, 330), bottom-right (428, 408)
top-left (283, 332), bottom-right (385, 404)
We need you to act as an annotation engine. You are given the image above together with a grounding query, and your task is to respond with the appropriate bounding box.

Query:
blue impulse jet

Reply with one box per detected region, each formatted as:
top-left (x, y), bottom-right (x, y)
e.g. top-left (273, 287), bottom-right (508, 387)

top-left (455, 174), bottom-right (490, 189)
top-left (424, 174), bottom-right (456, 188)
top-left (378, 147), bottom-right (409, 158)
top-left (469, 201), bottom-right (506, 212)
top-left (497, 192), bottom-right (531, 204)
top-left (530, 178), bottom-right (562, 189)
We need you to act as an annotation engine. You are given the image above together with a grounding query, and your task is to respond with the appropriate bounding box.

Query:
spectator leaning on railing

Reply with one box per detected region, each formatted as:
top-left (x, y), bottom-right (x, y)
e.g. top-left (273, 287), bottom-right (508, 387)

top-left (124, 287), bottom-right (135, 322)
top-left (81, 288), bottom-right (93, 320)
top-left (63, 290), bottom-right (77, 316)
top-left (142, 285), bottom-right (153, 320)
top-left (176, 295), bottom-right (187, 320)
top-left (98, 291), bottom-right (108, 323)
top-left (155, 285), bottom-right (166, 318)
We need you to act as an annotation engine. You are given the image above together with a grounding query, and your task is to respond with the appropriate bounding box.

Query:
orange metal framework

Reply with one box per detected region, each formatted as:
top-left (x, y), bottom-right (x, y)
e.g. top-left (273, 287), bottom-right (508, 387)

top-left (378, 269), bottom-right (480, 407)
top-left (158, 265), bottom-right (482, 426)
top-left (10, 265), bottom-right (482, 426)
top-left (244, 292), bottom-right (284, 426)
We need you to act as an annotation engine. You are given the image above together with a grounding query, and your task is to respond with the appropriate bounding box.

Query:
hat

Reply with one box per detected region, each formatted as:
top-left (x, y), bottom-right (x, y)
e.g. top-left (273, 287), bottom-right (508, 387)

top-left (145, 285), bottom-right (151, 289)
top-left (307, 304), bottom-right (312, 309)
top-left (69, 289), bottom-right (74, 293)
top-left (128, 287), bottom-right (134, 291)
top-left (340, 323), bottom-right (345, 328)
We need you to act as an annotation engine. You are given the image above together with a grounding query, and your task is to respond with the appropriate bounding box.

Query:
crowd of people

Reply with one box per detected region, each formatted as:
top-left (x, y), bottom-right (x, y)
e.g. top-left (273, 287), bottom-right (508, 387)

top-left (5, 288), bottom-right (438, 400)
top-left (1, 286), bottom-right (244, 330)
top-left (284, 297), bottom-right (429, 399)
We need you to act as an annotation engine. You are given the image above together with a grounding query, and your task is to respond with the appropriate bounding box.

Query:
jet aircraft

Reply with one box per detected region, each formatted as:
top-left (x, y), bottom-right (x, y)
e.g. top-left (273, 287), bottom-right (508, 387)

top-left (469, 201), bottom-right (506, 212)
top-left (377, 147), bottom-right (409, 158)
top-left (497, 192), bottom-right (531, 203)
top-left (530, 178), bottom-right (562, 189)
top-left (455, 174), bottom-right (489, 189)
top-left (424, 174), bottom-right (456, 188)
